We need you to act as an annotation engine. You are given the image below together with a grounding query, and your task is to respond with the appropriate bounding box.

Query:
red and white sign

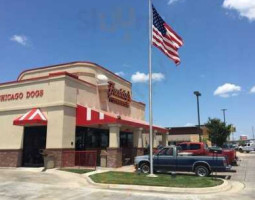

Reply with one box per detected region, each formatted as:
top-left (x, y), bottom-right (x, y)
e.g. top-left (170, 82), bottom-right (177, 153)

top-left (13, 108), bottom-right (47, 126)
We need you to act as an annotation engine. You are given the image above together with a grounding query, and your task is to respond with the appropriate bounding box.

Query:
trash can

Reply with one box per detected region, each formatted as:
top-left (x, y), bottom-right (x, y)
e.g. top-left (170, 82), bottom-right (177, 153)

top-left (100, 150), bottom-right (107, 167)
top-left (40, 150), bottom-right (55, 169)
top-left (43, 155), bottom-right (55, 169)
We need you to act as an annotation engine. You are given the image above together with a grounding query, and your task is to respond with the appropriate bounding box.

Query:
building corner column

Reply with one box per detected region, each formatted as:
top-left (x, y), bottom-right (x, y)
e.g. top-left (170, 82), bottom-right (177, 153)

top-left (107, 124), bottom-right (122, 168)
top-left (153, 131), bottom-right (158, 148)
top-left (133, 128), bottom-right (144, 157)
top-left (162, 132), bottom-right (169, 147)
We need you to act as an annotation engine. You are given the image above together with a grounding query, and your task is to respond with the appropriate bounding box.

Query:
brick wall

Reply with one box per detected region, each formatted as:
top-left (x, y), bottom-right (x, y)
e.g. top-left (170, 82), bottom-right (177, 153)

top-left (0, 150), bottom-right (22, 167)
top-left (106, 148), bottom-right (122, 168)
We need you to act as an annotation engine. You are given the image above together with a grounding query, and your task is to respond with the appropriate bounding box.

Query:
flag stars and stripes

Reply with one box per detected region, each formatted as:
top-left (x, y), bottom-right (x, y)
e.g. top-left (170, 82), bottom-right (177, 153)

top-left (152, 4), bottom-right (183, 65)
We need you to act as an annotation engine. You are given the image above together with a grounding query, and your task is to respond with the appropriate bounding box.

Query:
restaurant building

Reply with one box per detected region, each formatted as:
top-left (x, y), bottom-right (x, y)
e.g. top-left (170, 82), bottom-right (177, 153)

top-left (0, 61), bottom-right (168, 168)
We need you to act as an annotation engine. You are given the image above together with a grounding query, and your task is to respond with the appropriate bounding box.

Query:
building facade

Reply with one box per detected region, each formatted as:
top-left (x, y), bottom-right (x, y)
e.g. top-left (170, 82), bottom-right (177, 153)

top-left (0, 61), bottom-right (168, 168)
top-left (165, 126), bottom-right (212, 146)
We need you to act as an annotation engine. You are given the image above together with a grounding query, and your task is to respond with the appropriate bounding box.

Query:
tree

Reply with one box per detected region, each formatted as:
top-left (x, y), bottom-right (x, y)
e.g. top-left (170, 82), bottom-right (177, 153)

top-left (205, 118), bottom-right (232, 147)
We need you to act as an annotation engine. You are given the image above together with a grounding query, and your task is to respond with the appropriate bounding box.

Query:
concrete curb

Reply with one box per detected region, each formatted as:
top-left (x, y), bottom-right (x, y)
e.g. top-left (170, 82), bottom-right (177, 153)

top-left (84, 171), bottom-right (233, 194)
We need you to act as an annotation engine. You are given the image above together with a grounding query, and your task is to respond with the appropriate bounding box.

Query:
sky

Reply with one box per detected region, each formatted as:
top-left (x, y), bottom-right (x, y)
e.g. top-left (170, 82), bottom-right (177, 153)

top-left (0, 0), bottom-right (255, 139)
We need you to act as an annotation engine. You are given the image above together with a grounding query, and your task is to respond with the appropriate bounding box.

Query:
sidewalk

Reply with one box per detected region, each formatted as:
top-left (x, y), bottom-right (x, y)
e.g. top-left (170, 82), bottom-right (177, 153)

top-left (95, 165), bottom-right (135, 173)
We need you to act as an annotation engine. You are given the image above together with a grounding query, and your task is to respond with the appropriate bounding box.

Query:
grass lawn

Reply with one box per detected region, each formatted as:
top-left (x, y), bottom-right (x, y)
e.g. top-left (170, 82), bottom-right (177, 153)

top-left (90, 172), bottom-right (223, 188)
top-left (59, 168), bottom-right (94, 174)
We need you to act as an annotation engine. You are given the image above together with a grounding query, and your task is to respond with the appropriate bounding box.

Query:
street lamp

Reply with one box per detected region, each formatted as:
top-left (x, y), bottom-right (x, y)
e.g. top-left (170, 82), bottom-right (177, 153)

top-left (194, 91), bottom-right (202, 142)
top-left (221, 109), bottom-right (227, 124)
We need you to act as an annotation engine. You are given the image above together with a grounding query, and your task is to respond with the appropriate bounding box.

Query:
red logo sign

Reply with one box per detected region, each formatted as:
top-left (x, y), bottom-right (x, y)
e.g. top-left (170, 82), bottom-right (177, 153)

top-left (108, 81), bottom-right (131, 107)
top-left (0, 90), bottom-right (44, 102)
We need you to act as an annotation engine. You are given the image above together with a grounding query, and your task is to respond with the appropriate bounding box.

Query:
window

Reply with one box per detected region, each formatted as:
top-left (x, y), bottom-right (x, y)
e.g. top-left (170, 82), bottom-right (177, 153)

top-left (120, 132), bottom-right (133, 148)
top-left (158, 148), bottom-right (174, 156)
top-left (75, 127), bottom-right (109, 150)
top-left (190, 144), bottom-right (201, 150)
top-left (179, 144), bottom-right (188, 150)
top-left (166, 148), bottom-right (174, 156)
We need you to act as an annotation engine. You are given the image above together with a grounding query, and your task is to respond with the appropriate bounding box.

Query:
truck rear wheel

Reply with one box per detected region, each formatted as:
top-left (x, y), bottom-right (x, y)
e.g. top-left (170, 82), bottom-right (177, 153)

top-left (195, 166), bottom-right (209, 177)
top-left (140, 163), bottom-right (150, 174)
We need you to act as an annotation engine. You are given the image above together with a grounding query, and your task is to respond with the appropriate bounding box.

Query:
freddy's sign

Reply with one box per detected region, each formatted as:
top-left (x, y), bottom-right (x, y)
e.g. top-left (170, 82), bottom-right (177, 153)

top-left (0, 90), bottom-right (44, 102)
top-left (108, 81), bottom-right (131, 107)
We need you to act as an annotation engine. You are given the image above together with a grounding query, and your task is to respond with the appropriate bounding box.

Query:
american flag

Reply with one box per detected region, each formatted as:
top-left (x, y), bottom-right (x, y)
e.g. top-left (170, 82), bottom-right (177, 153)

top-left (152, 5), bottom-right (183, 65)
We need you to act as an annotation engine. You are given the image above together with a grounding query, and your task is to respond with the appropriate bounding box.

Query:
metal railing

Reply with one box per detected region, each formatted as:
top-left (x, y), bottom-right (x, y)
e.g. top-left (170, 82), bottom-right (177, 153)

top-left (61, 150), bottom-right (97, 169)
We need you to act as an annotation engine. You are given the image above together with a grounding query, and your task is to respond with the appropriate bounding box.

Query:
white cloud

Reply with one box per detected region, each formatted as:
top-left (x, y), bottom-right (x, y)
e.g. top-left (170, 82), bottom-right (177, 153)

top-left (115, 71), bottom-right (125, 76)
top-left (10, 35), bottom-right (28, 46)
top-left (214, 83), bottom-right (241, 98)
top-left (250, 86), bottom-right (255, 93)
top-left (131, 72), bottom-right (165, 83)
top-left (222, 0), bottom-right (255, 21)
top-left (168, 0), bottom-right (180, 5)
top-left (184, 123), bottom-right (194, 127)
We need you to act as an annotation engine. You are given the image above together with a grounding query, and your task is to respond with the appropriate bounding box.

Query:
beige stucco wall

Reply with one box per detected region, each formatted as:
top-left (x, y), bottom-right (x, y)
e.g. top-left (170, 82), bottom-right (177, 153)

top-left (46, 106), bottom-right (76, 149)
top-left (0, 110), bottom-right (24, 149)
top-left (0, 77), bottom-right (67, 111)
top-left (0, 75), bottom-right (82, 150)
top-left (18, 62), bottom-right (145, 120)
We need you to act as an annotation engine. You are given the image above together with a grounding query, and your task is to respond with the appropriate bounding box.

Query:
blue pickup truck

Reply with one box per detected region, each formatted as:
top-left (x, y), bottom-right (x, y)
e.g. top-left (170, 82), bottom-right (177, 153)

top-left (134, 146), bottom-right (231, 177)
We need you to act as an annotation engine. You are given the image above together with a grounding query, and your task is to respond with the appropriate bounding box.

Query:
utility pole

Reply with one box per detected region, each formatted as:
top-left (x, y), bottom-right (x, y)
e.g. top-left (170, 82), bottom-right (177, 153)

top-left (194, 91), bottom-right (202, 142)
top-left (252, 126), bottom-right (255, 140)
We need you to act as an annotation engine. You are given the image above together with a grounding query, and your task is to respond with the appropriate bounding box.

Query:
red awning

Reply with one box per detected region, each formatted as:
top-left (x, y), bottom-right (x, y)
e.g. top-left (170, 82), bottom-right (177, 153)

top-left (76, 105), bottom-right (167, 133)
top-left (13, 108), bottom-right (47, 126)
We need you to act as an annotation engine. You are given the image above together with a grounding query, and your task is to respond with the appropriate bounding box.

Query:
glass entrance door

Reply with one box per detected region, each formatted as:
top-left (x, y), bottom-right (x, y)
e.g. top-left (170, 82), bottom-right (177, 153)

top-left (22, 126), bottom-right (47, 167)
top-left (120, 131), bottom-right (134, 165)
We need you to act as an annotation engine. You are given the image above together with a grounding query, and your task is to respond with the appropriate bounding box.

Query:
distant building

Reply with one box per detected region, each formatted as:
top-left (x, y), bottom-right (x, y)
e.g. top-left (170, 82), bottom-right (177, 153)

top-left (165, 126), bottom-right (212, 146)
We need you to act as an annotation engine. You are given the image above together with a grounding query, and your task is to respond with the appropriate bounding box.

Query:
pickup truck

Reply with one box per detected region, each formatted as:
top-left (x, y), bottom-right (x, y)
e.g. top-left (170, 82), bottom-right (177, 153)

top-left (239, 142), bottom-right (255, 153)
top-left (177, 142), bottom-right (237, 165)
top-left (134, 146), bottom-right (231, 177)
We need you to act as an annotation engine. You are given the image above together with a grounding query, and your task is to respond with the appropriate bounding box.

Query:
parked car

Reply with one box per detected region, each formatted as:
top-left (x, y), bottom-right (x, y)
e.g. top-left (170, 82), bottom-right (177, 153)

top-left (134, 146), bottom-right (231, 177)
top-left (177, 142), bottom-right (237, 165)
top-left (239, 142), bottom-right (255, 153)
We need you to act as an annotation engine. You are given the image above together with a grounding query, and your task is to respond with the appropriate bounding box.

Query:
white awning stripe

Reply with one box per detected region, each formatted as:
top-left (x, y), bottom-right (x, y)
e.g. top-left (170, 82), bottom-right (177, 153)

top-left (87, 108), bottom-right (91, 121)
top-left (99, 112), bottom-right (104, 120)
top-left (19, 110), bottom-right (32, 121)
top-left (28, 109), bottom-right (46, 121)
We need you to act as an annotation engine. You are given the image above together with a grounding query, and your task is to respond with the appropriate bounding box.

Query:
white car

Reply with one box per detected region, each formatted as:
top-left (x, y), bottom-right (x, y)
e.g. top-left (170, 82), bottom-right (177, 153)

top-left (239, 142), bottom-right (255, 153)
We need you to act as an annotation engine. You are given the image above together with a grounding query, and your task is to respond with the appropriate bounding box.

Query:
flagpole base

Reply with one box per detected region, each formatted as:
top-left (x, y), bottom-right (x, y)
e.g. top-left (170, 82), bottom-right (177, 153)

top-left (147, 173), bottom-right (158, 178)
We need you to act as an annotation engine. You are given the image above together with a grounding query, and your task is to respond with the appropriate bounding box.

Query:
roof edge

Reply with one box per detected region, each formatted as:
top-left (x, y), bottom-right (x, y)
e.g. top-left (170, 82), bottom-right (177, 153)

top-left (17, 61), bottom-right (131, 85)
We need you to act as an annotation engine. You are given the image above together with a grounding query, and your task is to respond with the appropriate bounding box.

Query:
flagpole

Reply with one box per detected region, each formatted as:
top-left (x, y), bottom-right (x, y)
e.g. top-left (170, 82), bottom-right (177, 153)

top-left (148, 0), bottom-right (155, 177)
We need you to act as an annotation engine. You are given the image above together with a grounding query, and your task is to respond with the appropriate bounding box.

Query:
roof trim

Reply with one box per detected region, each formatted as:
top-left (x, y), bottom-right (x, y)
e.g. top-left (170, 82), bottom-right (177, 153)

top-left (0, 71), bottom-right (97, 88)
top-left (17, 61), bottom-right (131, 85)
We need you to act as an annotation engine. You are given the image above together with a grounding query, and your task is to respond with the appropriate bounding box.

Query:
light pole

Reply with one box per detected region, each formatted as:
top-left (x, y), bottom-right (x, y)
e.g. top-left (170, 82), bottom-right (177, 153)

top-left (194, 91), bottom-right (202, 142)
top-left (221, 109), bottom-right (227, 124)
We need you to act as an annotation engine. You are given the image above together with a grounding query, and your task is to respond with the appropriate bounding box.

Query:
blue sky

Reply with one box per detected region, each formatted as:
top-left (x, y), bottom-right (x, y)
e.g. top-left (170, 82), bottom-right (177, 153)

top-left (0, 0), bottom-right (255, 139)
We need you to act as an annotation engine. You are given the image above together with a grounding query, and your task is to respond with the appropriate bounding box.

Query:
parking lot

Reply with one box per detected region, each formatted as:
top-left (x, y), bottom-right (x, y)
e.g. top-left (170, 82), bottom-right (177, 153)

top-left (0, 152), bottom-right (254, 200)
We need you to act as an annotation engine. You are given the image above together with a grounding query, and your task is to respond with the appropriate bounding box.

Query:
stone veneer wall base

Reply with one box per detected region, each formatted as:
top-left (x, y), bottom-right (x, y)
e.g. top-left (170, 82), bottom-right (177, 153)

top-left (0, 149), bottom-right (22, 167)
top-left (106, 148), bottom-right (122, 168)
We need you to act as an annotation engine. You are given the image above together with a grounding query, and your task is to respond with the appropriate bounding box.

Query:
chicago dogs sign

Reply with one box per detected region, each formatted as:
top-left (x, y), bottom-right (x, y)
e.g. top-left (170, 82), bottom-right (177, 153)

top-left (0, 90), bottom-right (44, 102)
top-left (108, 81), bottom-right (131, 107)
